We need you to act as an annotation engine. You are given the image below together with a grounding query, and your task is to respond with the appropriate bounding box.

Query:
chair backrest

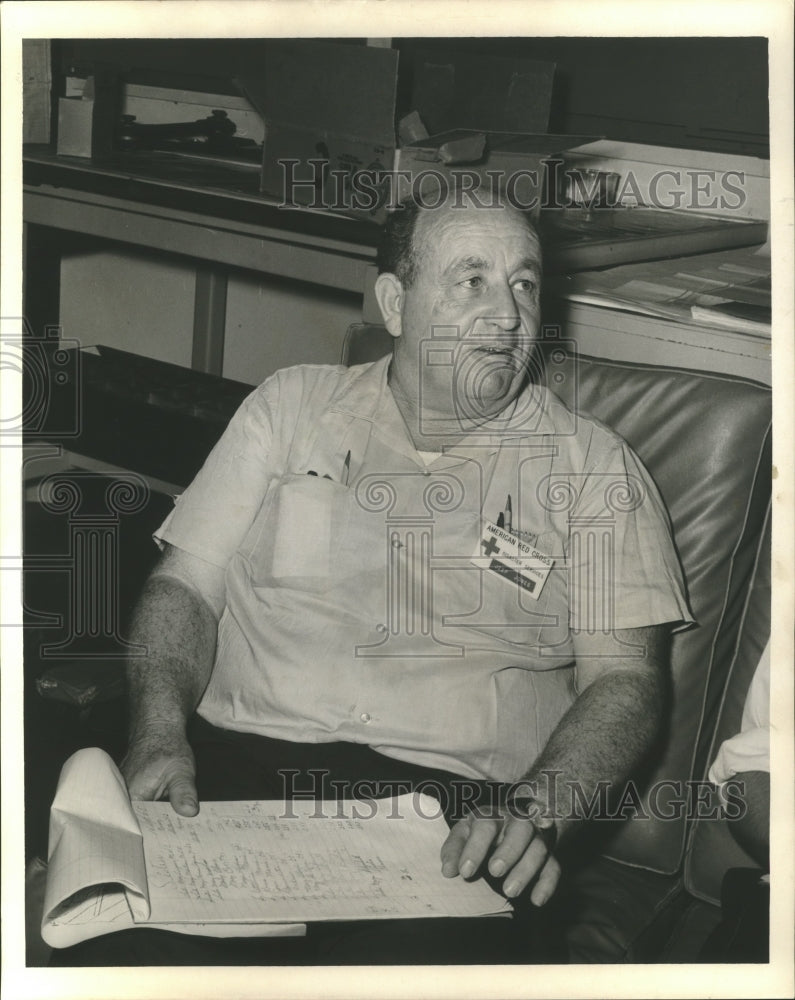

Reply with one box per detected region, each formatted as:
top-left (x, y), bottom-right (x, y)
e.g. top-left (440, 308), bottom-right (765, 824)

top-left (342, 323), bottom-right (772, 875)
top-left (550, 344), bottom-right (771, 873)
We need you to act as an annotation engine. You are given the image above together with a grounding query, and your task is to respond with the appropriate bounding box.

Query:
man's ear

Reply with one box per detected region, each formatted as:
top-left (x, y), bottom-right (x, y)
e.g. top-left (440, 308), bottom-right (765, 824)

top-left (374, 272), bottom-right (404, 339)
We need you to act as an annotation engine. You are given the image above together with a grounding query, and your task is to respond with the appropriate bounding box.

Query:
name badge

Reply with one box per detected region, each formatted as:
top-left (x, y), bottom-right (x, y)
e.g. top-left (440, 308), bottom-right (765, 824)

top-left (471, 520), bottom-right (554, 600)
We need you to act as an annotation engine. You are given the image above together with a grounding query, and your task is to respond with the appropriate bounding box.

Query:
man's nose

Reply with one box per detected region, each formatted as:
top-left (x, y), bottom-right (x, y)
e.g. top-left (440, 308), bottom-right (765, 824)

top-left (483, 283), bottom-right (521, 331)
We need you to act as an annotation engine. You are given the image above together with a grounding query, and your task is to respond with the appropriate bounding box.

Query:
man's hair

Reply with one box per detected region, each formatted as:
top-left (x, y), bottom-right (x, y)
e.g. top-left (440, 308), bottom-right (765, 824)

top-left (376, 194), bottom-right (540, 289)
top-left (376, 197), bottom-right (425, 288)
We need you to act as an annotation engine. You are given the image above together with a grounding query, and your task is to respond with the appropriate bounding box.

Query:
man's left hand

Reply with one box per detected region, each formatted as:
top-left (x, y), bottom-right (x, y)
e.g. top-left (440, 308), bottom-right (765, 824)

top-left (440, 809), bottom-right (561, 906)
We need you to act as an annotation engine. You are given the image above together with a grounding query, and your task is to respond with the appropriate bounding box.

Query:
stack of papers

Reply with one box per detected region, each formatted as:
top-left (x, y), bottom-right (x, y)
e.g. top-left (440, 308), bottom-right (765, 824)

top-left (547, 246), bottom-right (771, 337)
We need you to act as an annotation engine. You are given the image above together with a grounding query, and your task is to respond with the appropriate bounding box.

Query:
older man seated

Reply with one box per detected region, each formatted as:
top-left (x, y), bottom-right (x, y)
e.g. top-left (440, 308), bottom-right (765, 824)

top-left (62, 190), bottom-right (691, 965)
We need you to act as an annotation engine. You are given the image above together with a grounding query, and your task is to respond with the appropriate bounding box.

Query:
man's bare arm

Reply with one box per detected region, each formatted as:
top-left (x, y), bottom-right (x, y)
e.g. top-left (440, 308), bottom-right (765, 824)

top-left (121, 544), bottom-right (226, 815)
top-left (525, 624), bottom-right (669, 833)
top-left (441, 625), bottom-right (670, 904)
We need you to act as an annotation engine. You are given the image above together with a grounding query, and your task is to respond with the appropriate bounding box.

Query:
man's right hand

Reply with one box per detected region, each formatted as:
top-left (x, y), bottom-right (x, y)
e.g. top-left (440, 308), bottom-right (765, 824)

top-left (121, 726), bottom-right (199, 817)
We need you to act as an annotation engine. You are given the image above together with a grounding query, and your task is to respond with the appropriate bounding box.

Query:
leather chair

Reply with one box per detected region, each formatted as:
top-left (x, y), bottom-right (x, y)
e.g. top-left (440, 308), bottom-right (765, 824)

top-left (342, 323), bottom-right (772, 961)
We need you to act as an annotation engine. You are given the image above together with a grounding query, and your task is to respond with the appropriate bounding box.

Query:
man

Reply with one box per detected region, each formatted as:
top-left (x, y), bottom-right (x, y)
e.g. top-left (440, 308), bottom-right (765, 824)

top-left (119, 191), bottom-right (691, 953)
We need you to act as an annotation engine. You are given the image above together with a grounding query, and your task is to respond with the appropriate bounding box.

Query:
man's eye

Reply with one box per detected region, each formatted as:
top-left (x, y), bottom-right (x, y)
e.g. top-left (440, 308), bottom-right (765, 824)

top-left (460, 276), bottom-right (483, 289)
top-left (513, 279), bottom-right (537, 295)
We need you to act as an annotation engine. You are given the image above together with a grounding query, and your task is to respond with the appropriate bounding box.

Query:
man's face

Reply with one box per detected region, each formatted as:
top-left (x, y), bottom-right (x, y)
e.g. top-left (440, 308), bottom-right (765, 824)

top-left (391, 202), bottom-right (543, 430)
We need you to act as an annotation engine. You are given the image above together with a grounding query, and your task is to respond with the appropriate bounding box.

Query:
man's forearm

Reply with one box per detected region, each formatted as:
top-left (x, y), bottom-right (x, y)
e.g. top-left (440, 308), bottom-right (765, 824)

top-left (126, 574), bottom-right (218, 738)
top-left (518, 667), bottom-right (666, 835)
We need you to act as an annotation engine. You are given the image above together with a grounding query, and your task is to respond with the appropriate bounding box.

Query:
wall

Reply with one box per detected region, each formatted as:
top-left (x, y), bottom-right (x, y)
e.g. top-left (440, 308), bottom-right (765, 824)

top-left (222, 274), bottom-right (362, 382)
top-left (59, 249), bottom-right (362, 384)
top-left (60, 248), bottom-right (196, 367)
top-left (395, 37), bottom-right (769, 158)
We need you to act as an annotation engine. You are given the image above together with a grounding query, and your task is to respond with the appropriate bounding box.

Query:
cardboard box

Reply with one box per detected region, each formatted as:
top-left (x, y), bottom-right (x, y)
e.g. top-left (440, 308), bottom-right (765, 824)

top-left (238, 41), bottom-right (398, 217)
top-left (56, 74), bottom-right (118, 158)
top-left (406, 45), bottom-right (556, 135)
top-left (240, 41), bottom-right (596, 220)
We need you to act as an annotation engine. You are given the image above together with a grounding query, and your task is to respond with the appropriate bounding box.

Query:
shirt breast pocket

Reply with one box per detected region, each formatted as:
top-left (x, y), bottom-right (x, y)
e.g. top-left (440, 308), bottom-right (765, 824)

top-left (243, 475), bottom-right (349, 593)
top-left (453, 529), bottom-right (569, 653)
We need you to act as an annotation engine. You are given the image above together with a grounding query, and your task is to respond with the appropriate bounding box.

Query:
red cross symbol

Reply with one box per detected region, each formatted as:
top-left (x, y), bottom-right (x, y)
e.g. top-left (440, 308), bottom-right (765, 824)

top-left (481, 535), bottom-right (501, 557)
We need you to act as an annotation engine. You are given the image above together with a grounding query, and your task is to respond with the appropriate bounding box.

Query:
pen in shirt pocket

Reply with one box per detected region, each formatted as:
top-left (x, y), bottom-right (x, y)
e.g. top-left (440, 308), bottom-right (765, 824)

top-left (306, 450), bottom-right (352, 485)
top-left (498, 495), bottom-right (539, 546)
top-left (496, 495), bottom-right (512, 531)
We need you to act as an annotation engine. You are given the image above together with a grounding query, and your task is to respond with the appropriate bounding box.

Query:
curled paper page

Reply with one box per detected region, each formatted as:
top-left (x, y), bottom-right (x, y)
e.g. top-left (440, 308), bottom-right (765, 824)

top-left (42, 748), bottom-right (305, 947)
top-left (42, 748), bottom-right (150, 947)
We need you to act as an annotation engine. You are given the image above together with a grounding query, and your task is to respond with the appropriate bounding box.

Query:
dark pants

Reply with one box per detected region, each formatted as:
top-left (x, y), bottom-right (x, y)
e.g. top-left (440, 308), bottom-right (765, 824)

top-left (51, 717), bottom-right (567, 966)
top-left (699, 868), bottom-right (770, 963)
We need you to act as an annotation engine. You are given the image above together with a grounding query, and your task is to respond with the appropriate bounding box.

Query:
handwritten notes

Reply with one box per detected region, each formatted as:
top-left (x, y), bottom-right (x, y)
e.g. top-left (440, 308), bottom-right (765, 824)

top-left (135, 796), bottom-right (510, 924)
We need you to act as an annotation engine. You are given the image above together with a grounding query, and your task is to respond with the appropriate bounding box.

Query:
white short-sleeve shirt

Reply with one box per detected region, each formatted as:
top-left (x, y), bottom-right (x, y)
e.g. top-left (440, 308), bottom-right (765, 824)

top-left (156, 357), bottom-right (692, 782)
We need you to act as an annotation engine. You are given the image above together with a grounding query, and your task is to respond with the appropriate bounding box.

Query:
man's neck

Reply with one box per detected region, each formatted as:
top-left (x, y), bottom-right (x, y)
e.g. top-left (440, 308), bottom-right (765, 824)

top-left (387, 368), bottom-right (471, 453)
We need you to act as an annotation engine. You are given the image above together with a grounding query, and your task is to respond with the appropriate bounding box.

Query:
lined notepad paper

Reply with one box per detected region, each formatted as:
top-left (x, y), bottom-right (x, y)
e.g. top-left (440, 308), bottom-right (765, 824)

top-left (135, 796), bottom-right (511, 924)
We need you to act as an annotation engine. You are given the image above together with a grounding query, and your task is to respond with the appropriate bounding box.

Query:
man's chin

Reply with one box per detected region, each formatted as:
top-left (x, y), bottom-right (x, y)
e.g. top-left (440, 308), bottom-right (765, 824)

top-left (477, 366), bottom-right (518, 399)
top-left (455, 389), bottom-right (524, 427)
top-left (460, 366), bottom-right (527, 415)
